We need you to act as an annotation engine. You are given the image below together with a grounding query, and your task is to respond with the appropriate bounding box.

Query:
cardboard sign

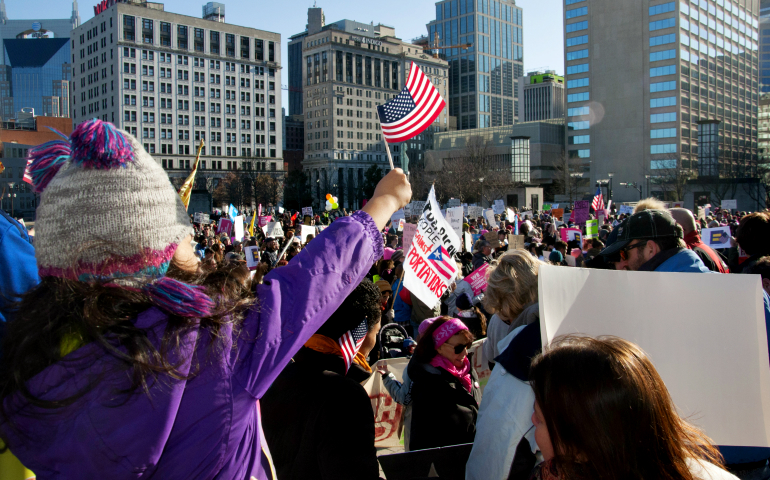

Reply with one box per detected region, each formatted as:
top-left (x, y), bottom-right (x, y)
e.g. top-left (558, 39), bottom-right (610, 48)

top-left (411, 201), bottom-right (427, 215)
top-left (445, 206), bottom-right (464, 241)
top-left (542, 203), bottom-right (552, 212)
top-left (404, 203), bottom-right (413, 217)
top-left (519, 211), bottom-right (532, 220)
top-left (402, 223), bottom-right (417, 257)
top-left (571, 200), bottom-right (591, 224)
top-left (505, 208), bottom-right (515, 222)
top-left (585, 219), bottom-right (599, 239)
top-left (551, 208), bottom-right (564, 220)
top-left (468, 206), bottom-right (483, 219)
top-left (483, 230), bottom-right (500, 249)
top-left (217, 217), bottom-right (233, 235)
top-left (560, 227), bottom-right (582, 244)
top-left (508, 234), bottom-right (526, 251)
top-left (538, 264), bottom-right (770, 447)
top-left (483, 209), bottom-right (498, 229)
top-left (244, 246), bottom-right (260, 270)
top-left (302, 206), bottom-right (314, 217)
top-left (233, 215), bottom-right (245, 241)
top-left (493, 199), bottom-right (505, 215)
top-left (194, 212), bottom-right (210, 224)
top-left (463, 231), bottom-right (473, 253)
top-left (300, 225), bottom-right (315, 242)
top-left (362, 358), bottom-right (409, 448)
top-left (462, 263), bottom-right (490, 297)
top-left (702, 226), bottom-right (732, 249)
top-left (266, 221), bottom-right (284, 238)
top-left (258, 215), bottom-right (272, 227)
top-left (403, 186), bottom-right (462, 308)
top-left (398, 218), bottom-right (405, 232)
top-left (619, 205), bottom-right (634, 215)
top-left (671, 201), bottom-right (684, 208)
top-left (721, 199), bottom-right (737, 210)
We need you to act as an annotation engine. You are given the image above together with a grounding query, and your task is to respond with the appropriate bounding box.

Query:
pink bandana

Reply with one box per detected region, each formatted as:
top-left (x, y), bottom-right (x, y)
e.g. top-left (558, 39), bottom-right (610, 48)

top-left (432, 318), bottom-right (469, 347)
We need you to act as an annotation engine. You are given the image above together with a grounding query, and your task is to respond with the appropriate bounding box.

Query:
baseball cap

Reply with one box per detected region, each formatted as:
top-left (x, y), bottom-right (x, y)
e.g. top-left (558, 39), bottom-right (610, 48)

top-left (599, 209), bottom-right (682, 258)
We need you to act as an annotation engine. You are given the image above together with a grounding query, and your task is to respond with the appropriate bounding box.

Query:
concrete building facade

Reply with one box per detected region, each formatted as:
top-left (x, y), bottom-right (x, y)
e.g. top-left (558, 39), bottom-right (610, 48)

top-left (427, 0), bottom-right (524, 130)
top-left (563, 0), bottom-right (760, 203)
top-left (293, 8), bottom-right (451, 209)
top-left (517, 70), bottom-right (565, 122)
top-left (70, 0), bottom-right (283, 183)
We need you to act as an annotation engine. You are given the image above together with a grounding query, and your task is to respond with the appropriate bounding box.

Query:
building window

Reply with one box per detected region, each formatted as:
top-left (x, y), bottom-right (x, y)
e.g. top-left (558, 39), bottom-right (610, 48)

top-left (566, 6), bottom-right (588, 19)
top-left (650, 143), bottom-right (677, 154)
top-left (566, 63), bottom-right (589, 74)
top-left (567, 92), bottom-right (590, 102)
top-left (568, 135), bottom-right (590, 145)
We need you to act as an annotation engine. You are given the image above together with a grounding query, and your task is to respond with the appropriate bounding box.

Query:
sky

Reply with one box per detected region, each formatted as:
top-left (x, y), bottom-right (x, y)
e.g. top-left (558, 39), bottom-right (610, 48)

top-left (12, 0), bottom-right (565, 108)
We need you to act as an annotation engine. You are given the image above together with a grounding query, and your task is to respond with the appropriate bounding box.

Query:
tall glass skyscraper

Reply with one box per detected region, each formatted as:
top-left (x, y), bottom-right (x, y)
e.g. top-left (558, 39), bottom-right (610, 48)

top-left (760, 0), bottom-right (770, 92)
top-left (427, 0), bottom-right (523, 130)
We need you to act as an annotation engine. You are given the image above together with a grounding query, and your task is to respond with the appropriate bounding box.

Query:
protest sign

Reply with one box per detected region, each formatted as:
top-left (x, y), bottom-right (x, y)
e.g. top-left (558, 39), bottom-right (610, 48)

top-left (446, 198), bottom-right (462, 208)
top-left (315, 225), bottom-right (327, 234)
top-left (266, 221), bottom-right (284, 238)
top-left (560, 227), bottom-right (582, 244)
top-left (193, 212), bottom-right (210, 224)
top-left (671, 201), bottom-right (684, 208)
top-left (704, 203), bottom-right (711, 217)
top-left (571, 200), bottom-right (590, 224)
top-left (363, 357), bottom-right (409, 447)
top-left (468, 206), bottom-right (483, 218)
top-left (445, 206), bottom-right (464, 241)
top-left (619, 205), bottom-right (634, 215)
top-left (483, 230), bottom-right (500, 248)
top-left (542, 203), bottom-right (552, 212)
top-left (300, 225), bottom-right (315, 242)
top-left (403, 187), bottom-right (462, 308)
top-left (233, 215), bottom-right (244, 241)
top-left (302, 206), bottom-right (313, 217)
top-left (398, 218), bottom-right (405, 232)
top-left (278, 206), bottom-right (284, 214)
top-left (585, 219), bottom-right (598, 239)
top-left (303, 215), bottom-right (312, 226)
top-left (519, 211), bottom-right (532, 220)
top-left (463, 263), bottom-right (490, 297)
top-left (404, 203), bottom-right (413, 217)
top-left (471, 233), bottom-right (481, 245)
top-left (551, 208), bottom-right (564, 220)
top-left (258, 215), bottom-right (271, 227)
top-left (508, 234), bottom-right (525, 251)
top-left (463, 232), bottom-right (472, 252)
top-left (411, 201), bottom-right (427, 215)
top-left (702, 226), bottom-right (732, 249)
top-left (468, 338), bottom-right (492, 392)
top-left (216, 217), bottom-right (233, 235)
top-left (402, 223), bottom-right (417, 257)
top-left (493, 199), bottom-right (505, 215)
top-left (538, 264), bottom-right (770, 447)
top-left (391, 209), bottom-right (405, 223)
top-left (483, 209), bottom-right (497, 229)
top-left (551, 203), bottom-right (560, 209)
top-left (244, 246), bottom-right (260, 270)
top-left (505, 208), bottom-right (515, 221)
top-left (721, 199), bottom-right (737, 210)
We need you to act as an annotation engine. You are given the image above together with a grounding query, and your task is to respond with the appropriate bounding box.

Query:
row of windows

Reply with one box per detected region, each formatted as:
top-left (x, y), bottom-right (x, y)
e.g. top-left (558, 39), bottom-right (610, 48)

top-left (565, 0), bottom-right (584, 4)
top-left (568, 120), bottom-right (590, 130)
top-left (567, 77), bottom-right (589, 89)
top-left (566, 6), bottom-right (587, 19)
top-left (567, 91), bottom-right (590, 103)
top-left (569, 149), bottom-right (590, 159)
top-left (567, 63), bottom-right (589, 74)
top-left (568, 134), bottom-right (590, 145)
top-left (651, 127), bottom-right (677, 138)
top-left (651, 80), bottom-right (677, 92)
top-left (566, 34), bottom-right (588, 47)
top-left (650, 143), bottom-right (677, 154)
top-left (650, 17), bottom-right (676, 32)
top-left (649, 2), bottom-right (675, 17)
top-left (651, 112), bottom-right (677, 123)
top-left (566, 20), bottom-right (588, 33)
top-left (650, 33), bottom-right (676, 47)
top-left (566, 48), bottom-right (589, 61)
top-left (650, 49), bottom-right (677, 62)
top-left (651, 96), bottom-right (677, 108)
top-left (568, 106), bottom-right (590, 116)
top-left (650, 64), bottom-right (676, 77)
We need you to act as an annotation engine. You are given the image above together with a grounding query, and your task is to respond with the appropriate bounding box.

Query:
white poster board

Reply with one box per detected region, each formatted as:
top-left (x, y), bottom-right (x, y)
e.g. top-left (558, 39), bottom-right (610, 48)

top-left (468, 206), bottom-right (483, 219)
top-left (266, 221), bottom-right (284, 238)
top-left (721, 199), bottom-right (737, 210)
top-left (483, 208), bottom-right (498, 229)
top-left (493, 199), bottom-right (505, 215)
top-left (538, 265), bottom-right (770, 447)
top-left (244, 246), bottom-right (260, 270)
top-left (300, 225), bottom-right (315, 242)
top-left (302, 206), bottom-right (314, 217)
top-left (233, 215), bottom-right (245, 241)
top-left (702, 227), bottom-right (732, 249)
top-left (391, 209), bottom-right (405, 223)
top-left (194, 212), bottom-right (210, 224)
top-left (445, 206), bottom-right (464, 241)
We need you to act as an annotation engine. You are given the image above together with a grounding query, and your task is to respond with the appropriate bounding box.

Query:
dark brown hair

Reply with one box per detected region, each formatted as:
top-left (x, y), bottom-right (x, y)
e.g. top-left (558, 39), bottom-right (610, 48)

top-left (736, 211), bottom-right (770, 256)
top-left (414, 316), bottom-right (474, 362)
top-left (529, 335), bottom-right (724, 480)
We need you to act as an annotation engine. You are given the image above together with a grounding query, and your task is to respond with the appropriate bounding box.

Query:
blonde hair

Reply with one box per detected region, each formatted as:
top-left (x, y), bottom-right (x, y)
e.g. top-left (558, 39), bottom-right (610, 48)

top-left (483, 250), bottom-right (542, 322)
top-left (634, 198), bottom-right (667, 213)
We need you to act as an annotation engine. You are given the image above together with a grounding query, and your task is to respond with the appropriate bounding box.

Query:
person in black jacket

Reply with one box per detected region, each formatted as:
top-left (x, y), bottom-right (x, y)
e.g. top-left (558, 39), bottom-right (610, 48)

top-left (261, 279), bottom-right (384, 480)
top-left (408, 316), bottom-right (481, 451)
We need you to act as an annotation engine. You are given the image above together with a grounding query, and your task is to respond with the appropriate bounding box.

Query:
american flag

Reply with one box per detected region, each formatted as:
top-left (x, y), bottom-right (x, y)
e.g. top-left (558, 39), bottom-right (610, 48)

top-left (591, 187), bottom-right (604, 213)
top-left (339, 318), bottom-right (368, 372)
top-left (376, 62), bottom-right (446, 143)
top-left (427, 244), bottom-right (457, 280)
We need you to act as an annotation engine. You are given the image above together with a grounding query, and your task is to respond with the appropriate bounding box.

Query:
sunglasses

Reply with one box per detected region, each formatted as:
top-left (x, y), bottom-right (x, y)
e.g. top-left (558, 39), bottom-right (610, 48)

top-left (619, 241), bottom-right (648, 261)
top-left (446, 342), bottom-right (473, 354)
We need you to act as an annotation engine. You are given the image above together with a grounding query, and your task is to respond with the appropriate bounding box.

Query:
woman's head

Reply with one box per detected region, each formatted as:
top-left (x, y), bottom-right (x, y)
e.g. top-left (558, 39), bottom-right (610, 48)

top-left (735, 211), bottom-right (770, 256)
top-left (529, 335), bottom-right (722, 479)
top-left (414, 316), bottom-right (474, 367)
top-left (483, 250), bottom-right (541, 322)
top-left (316, 279), bottom-right (382, 358)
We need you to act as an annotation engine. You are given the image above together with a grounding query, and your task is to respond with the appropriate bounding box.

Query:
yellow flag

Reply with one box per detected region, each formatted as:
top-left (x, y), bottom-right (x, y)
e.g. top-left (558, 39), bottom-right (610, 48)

top-left (178, 140), bottom-right (204, 210)
top-left (0, 160), bottom-right (5, 175)
top-left (249, 209), bottom-right (257, 237)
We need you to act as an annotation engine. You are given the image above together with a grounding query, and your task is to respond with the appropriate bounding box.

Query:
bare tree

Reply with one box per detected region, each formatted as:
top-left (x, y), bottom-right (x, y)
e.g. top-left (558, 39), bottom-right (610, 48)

top-left (649, 156), bottom-right (693, 201)
top-left (552, 150), bottom-right (585, 204)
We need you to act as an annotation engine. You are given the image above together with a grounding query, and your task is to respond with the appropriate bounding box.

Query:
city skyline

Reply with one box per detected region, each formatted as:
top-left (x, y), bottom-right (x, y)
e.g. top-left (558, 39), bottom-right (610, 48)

top-left (10, 0), bottom-right (567, 110)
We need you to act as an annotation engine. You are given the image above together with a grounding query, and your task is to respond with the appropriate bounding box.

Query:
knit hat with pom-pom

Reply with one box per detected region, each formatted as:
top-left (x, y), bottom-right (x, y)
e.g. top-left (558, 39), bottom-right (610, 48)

top-left (26, 119), bottom-right (212, 317)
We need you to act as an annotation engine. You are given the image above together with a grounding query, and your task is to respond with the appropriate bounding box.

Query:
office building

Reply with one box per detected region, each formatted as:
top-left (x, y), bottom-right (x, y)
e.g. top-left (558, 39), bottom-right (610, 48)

top-left (0, 0), bottom-right (80, 62)
top-left (760, 0), bottom-right (770, 92)
top-left (426, 0), bottom-right (524, 130)
top-left (517, 70), bottom-right (565, 121)
top-left (71, 0), bottom-right (283, 183)
top-left (563, 0), bottom-right (760, 203)
top-left (291, 7), bottom-right (450, 209)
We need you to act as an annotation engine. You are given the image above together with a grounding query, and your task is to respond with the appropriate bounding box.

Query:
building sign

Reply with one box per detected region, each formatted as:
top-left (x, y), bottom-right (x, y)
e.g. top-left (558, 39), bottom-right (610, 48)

top-left (349, 35), bottom-right (382, 46)
top-left (94, 0), bottom-right (122, 15)
top-left (31, 22), bottom-right (41, 32)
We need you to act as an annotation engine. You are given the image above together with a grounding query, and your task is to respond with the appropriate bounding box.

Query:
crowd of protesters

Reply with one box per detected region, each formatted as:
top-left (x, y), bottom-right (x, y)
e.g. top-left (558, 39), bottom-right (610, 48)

top-left (0, 120), bottom-right (769, 480)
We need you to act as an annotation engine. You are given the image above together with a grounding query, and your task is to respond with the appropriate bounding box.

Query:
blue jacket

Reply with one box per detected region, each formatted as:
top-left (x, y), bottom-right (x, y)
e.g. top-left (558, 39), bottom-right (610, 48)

top-left (655, 248), bottom-right (770, 465)
top-left (0, 210), bottom-right (39, 324)
top-left (392, 280), bottom-right (412, 326)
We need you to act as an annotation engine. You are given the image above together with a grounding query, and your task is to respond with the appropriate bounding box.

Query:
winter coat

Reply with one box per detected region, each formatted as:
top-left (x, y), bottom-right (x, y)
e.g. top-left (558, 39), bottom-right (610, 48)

top-left (683, 231), bottom-right (729, 273)
top-left (483, 303), bottom-right (539, 364)
top-left (261, 347), bottom-right (380, 480)
top-left (472, 252), bottom-right (492, 271)
top-left (407, 355), bottom-right (481, 451)
top-left (0, 210), bottom-right (38, 325)
top-left (0, 212), bottom-right (382, 480)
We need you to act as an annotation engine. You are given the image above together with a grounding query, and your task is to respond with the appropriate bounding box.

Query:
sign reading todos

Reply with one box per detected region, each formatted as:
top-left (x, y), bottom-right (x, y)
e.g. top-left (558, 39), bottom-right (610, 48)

top-left (403, 186), bottom-right (462, 308)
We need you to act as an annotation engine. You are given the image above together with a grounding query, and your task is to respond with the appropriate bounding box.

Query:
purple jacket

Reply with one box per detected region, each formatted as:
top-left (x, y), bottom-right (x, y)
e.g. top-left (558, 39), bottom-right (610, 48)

top-left (1, 212), bottom-right (383, 479)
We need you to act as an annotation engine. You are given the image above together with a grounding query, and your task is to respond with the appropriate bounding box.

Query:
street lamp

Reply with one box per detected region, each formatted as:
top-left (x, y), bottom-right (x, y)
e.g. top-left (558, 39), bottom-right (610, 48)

top-left (607, 172), bottom-right (614, 201)
top-left (645, 174), bottom-right (651, 198)
top-left (7, 182), bottom-right (15, 218)
top-left (619, 182), bottom-right (642, 200)
top-left (478, 177), bottom-right (485, 208)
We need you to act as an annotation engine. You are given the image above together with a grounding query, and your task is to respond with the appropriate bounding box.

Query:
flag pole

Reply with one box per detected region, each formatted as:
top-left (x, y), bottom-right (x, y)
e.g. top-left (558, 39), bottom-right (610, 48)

top-left (384, 141), bottom-right (395, 171)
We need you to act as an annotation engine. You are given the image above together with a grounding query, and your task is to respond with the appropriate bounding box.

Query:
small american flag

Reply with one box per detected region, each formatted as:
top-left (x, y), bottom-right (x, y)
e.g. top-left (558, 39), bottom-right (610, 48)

top-left (591, 187), bottom-right (604, 213)
top-left (23, 158), bottom-right (33, 185)
top-left (377, 62), bottom-right (446, 143)
top-left (427, 244), bottom-right (456, 280)
top-left (339, 318), bottom-right (368, 372)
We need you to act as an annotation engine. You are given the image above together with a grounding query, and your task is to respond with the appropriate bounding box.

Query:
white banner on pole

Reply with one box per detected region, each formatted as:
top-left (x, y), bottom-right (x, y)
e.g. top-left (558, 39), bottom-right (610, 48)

top-left (403, 186), bottom-right (462, 308)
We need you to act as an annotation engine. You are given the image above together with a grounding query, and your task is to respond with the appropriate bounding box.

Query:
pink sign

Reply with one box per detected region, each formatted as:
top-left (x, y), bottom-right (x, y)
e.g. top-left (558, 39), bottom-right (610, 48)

top-left (258, 215), bottom-right (272, 227)
top-left (217, 218), bottom-right (233, 235)
top-left (462, 263), bottom-right (490, 296)
top-left (560, 227), bottom-right (582, 244)
top-left (572, 200), bottom-right (591, 225)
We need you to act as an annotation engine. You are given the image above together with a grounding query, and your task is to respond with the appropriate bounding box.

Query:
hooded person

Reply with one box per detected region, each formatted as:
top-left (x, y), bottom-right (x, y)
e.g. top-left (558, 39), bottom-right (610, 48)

top-left (0, 119), bottom-right (411, 479)
top-left (261, 279), bottom-right (383, 480)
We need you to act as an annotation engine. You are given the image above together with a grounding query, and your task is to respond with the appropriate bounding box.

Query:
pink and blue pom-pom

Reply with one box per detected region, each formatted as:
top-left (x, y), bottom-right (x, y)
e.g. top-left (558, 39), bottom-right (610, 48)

top-left (70, 118), bottom-right (134, 169)
top-left (26, 140), bottom-right (71, 193)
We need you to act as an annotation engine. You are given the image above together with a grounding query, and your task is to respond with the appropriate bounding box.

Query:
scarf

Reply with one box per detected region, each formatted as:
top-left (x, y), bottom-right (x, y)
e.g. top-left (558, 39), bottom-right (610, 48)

top-left (430, 355), bottom-right (472, 393)
top-left (304, 334), bottom-right (372, 373)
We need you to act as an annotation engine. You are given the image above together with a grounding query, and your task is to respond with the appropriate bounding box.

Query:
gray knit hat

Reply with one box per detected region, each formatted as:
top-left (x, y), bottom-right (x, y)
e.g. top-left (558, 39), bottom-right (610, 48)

top-left (28, 119), bottom-right (193, 282)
